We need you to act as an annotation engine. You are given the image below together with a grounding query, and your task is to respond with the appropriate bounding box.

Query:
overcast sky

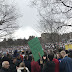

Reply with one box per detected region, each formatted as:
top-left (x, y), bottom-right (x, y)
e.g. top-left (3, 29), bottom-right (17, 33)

top-left (8, 0), bottom-right (41, 39)
top-left (7, 0), bottom-right (72, 39)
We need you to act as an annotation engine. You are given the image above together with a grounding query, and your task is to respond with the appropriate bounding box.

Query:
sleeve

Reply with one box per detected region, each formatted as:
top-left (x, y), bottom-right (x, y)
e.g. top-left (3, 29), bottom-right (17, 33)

top-left (35, 62), bottom-right (41, 72)
top-left (60, 60), bottom-right (65, 72)
top-left (26, 67), bottom-right (30, 72)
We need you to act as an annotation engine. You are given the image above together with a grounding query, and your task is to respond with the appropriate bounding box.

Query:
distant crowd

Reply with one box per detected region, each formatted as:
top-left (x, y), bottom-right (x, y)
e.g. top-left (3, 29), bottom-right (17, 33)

top-left (0, 47), bottom-right (72, 72)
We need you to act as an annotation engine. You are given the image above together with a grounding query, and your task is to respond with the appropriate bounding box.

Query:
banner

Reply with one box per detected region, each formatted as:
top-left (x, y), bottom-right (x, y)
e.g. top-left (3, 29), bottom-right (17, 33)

top-left (65, 44), bottom-right (72, 50)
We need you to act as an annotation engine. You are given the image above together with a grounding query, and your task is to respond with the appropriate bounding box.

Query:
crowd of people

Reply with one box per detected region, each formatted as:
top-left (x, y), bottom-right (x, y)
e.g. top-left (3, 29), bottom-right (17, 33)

top-left (0, 47), bottom-right (72, 72)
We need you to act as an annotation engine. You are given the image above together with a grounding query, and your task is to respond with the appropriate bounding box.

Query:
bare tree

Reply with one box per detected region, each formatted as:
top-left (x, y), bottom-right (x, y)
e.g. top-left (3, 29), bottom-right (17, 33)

top-left (0, 0), bottom-right (19, 39)
top-left (31, 0), bottom-right (72, 43)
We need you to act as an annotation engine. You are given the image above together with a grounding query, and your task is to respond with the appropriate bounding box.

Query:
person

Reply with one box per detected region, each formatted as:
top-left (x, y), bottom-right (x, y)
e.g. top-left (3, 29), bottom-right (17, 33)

top-left (68, 51), bottom-right (72, 58)
top-left (47, 51), bottom-right (59, 72)
top-left (2, 52), bottom-right (10, 62)
top-left (24, 55), bottom-right (31, 72)
top-left (60, 50), bottom-right (72, 72)
top-left (53, 56), bottom-right (59, 72)
top-left (16, 54), bottom-right (22, 67)
top-left (56, 52), bottom-right (61, 62)
top-left (20, 51), bottom-right (25, 61)
top-left (9, 57), bottom-right (17, 72)
top-left (42, 53), bottom-right (55, 72)
top-left (31, 56), bottom-right (41, 72)
top-left (17, 62), bottom-right (29, 72)
top-left (0, 61), bottom-right (10, 72)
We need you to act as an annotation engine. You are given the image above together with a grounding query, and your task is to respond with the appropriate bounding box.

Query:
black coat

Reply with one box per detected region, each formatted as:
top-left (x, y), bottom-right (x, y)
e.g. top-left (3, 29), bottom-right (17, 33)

top-left (0, 67), bottom-right (10, 72)
top-left (42, 61), bottom-right (55, 72)
top-left (24, 60), bottom-right (31, 72)
top-left (9, 62), bottom-right (17, 72)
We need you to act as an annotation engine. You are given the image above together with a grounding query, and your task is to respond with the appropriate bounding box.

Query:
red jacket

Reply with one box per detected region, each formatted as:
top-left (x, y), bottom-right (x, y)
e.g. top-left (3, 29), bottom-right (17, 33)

top-left (31, 61), bottom-right (41, 72)
top-left (20, 55), bottom-right (23, 61)
top-left (53, 58), bottom-right (59, 72)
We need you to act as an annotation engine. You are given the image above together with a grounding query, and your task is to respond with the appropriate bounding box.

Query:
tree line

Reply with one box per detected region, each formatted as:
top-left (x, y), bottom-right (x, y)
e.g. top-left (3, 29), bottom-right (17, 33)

top-left (0, 32), bottom-right (72, 48)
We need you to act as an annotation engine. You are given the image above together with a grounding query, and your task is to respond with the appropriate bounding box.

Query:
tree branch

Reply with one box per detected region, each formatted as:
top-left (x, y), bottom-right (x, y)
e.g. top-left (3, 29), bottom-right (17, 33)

top-left (60, 0), bottom-right (72, 8)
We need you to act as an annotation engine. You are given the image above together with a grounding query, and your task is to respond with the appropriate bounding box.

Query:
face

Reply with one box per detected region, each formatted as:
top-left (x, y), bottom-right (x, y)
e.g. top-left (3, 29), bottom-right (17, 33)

top-left (61, 53), bottom-right (64, 58)
top-left (5, 62), bottom-right (10, 69)
top-left (57, 54), bottom-right (60, 59)
top-left (43, 56), bottom-right (46, 60)
top-left (13, 59), bottom-right (17, 63)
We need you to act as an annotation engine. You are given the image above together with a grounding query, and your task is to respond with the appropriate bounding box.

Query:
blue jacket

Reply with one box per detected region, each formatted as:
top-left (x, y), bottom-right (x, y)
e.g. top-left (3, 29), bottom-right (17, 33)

top-left (58, 58), bottom-right (61, 62)
top-left (60, 56), bottom-right (72, 72)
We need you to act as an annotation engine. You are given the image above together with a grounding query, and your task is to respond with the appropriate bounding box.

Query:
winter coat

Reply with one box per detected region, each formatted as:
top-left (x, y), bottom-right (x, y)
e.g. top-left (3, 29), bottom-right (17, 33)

top-left (16, 58), bottom-right (22, 67)
top-left (24, 60), bottom-right (31, 72)
top-left (31, 61), bottom-right (41, 72)
top-left (17, 67), bottom-right (29, 72)
top-left (60, 56), bottom-right (72, 72)
top-left (42, 61), bottom-right (55, 72)
top-left (9, 62), bottom-right (17, 72)
top-left (0, 67), bottom-right (10, 72)
top-left (53, 58), bottom-right (59, 72)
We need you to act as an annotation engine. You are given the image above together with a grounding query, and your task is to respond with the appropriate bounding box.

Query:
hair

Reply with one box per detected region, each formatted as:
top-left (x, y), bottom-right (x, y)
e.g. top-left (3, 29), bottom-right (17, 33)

top-left (22, 51), bottom-right (24, 54)
top-left (21, 68), bottom-right (27, 72)
top-left (24, 55), bottom-right (28, 60)
top-left (2, 61), bottom-right (9, 67)
top-left (60, 50), bottom-right (66, 55)
top-left (19, 62), bottom-right (27, 72)
top-left (48, 53), bottom-right (54, 61)
top-left (12, 57), bottom-right (17, 60)
top-left (68, 52), bottom-right (72, 58)
top-left (2, 62), bottom-right (5, 67)
top-left (56, 52), bottom-right (61, 58)
top-left (19, 62), bottom-right (25, 67)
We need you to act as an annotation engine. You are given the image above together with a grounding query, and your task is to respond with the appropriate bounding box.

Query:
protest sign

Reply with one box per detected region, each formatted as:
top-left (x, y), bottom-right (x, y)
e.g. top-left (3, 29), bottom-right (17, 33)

top-left (65, 44), bottom-right (72, 50)
top-left (28, 37), bottom-right (44, 62)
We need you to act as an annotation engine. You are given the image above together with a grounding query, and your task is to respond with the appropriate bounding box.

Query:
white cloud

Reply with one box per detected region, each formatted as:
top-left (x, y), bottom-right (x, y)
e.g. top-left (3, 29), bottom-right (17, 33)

top-left (9, 0), bottom-right (40, 39)
top-left (14, 27), bottom-right (41, 39)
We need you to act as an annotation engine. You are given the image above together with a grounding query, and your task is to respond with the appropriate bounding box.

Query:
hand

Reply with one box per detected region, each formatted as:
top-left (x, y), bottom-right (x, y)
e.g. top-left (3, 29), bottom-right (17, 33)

top-left (38, 52), bottom-right (42, 59)
top-left (16, 66), bottom-right (19, 70)
top-left (40, 60), bottom-right (43, 64)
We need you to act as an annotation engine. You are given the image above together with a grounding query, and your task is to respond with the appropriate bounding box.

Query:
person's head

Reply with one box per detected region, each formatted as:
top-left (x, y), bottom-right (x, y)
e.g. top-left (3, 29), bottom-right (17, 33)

top-left (2, 61), bottom-right (10, 69)
top-left (17, 54), bottom-right (20, 59)
top-left (7, 54), bottom-right (12, 59)
top-left (19, 62), bottom-right (25, 67)
top-left (12, 57), bottom-right (17, 63)
top-left (19, 62), bottom-right (27, 72)
top-left (56, 52), bottom-right (61, 59)
top-left (22, 51), bottom-right (24, 54)
top-left (48, 50), bottom-right (53, 54)
top-left (48, 53), bottom-right (54, 61)
top-left (3, 52), bottom-right (7, 57)
top-left (43, 55), bottom-right (47, 60)
top-left (24, 55), bottom-right (28, 60)
top-left (60, 50), bottom-right (66, 58)
top-left (68, 52), bottom-right (72, 58)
